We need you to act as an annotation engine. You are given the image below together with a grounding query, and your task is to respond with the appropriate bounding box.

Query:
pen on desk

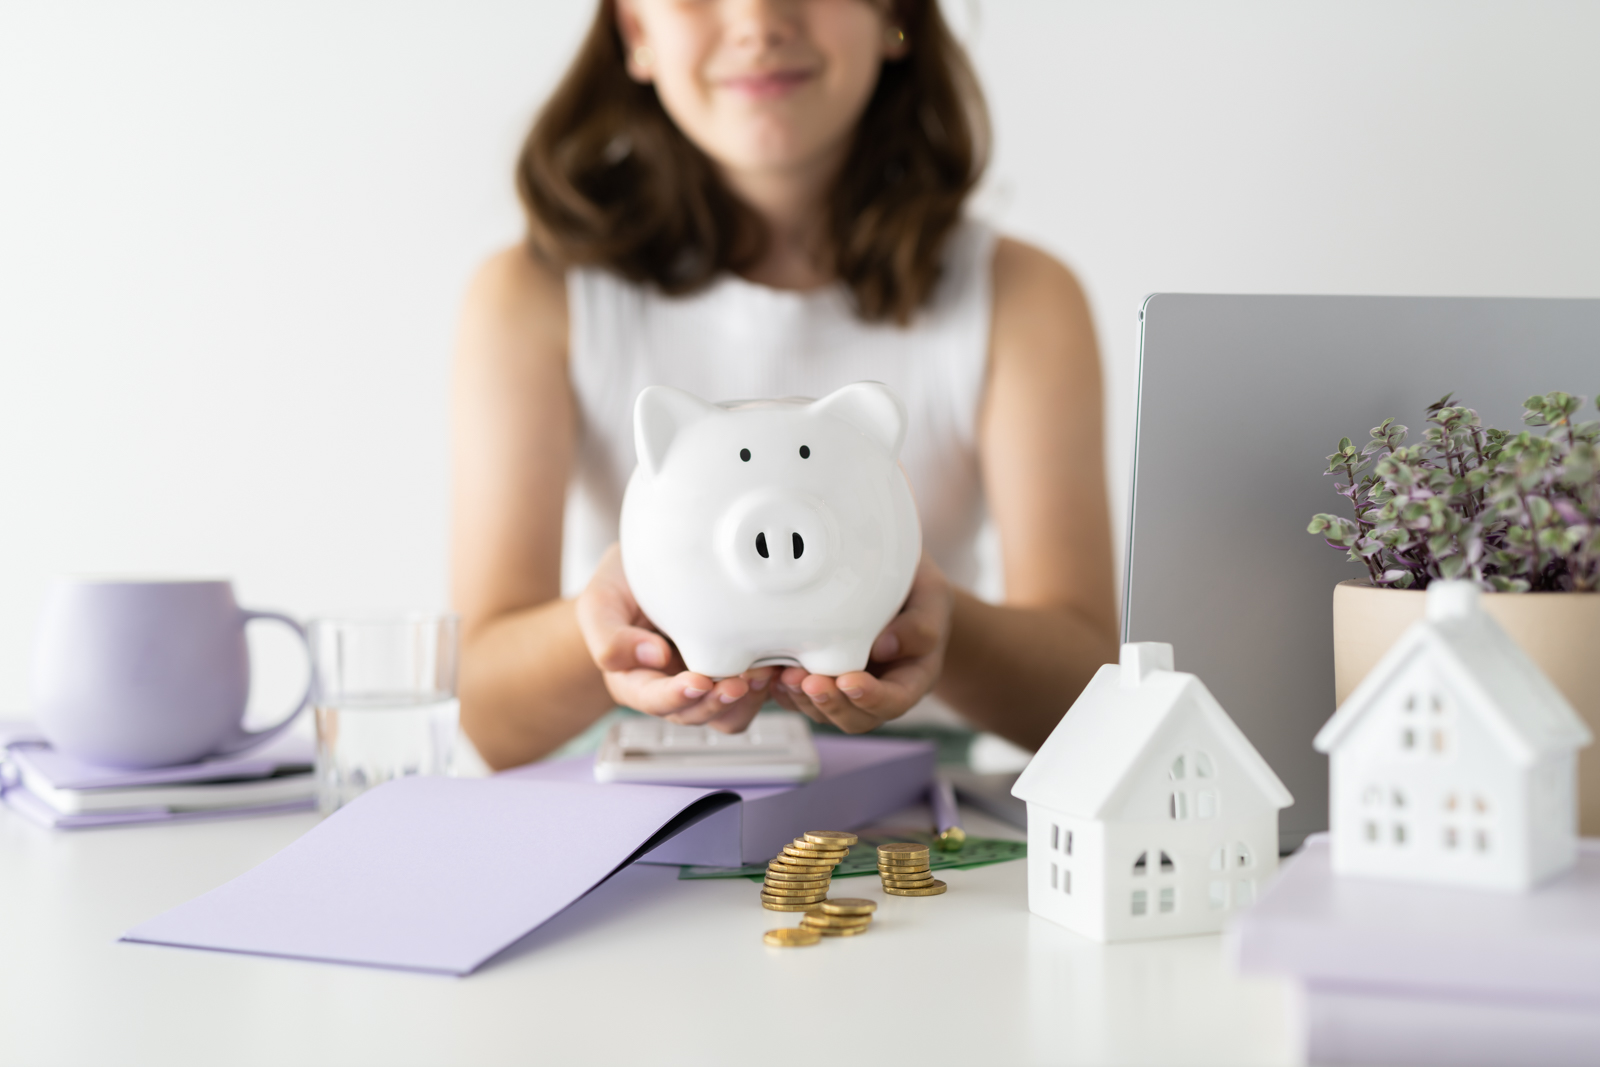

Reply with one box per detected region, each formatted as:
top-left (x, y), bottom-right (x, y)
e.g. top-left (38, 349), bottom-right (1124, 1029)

top-left (930, 771), bottom-right (966, 851)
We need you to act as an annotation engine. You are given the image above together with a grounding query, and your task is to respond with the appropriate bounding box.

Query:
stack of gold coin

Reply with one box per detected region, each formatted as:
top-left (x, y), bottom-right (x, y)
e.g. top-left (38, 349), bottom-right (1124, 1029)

top-left (799, 897), bottom-right (876, 937)
top-left (878, 842), bottom-right (948, 896)
top-left (760, 830), bottom-right (858, 911)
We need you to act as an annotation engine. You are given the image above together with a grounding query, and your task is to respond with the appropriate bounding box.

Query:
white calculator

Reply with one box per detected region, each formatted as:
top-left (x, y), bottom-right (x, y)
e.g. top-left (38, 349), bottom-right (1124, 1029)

top-left (593, 711), bottom-right (821, 785)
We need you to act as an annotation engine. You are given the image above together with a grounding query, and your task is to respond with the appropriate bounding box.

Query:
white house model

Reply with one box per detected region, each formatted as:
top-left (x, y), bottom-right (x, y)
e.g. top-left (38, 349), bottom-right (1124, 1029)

top-left (1012, 642), bottom-right (1293, 942)
top-left (1313, 580), bottom-right (1592, 892)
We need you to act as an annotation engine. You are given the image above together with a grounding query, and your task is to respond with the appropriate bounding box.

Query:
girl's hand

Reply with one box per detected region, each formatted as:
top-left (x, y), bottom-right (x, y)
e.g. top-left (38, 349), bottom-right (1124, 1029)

top-left (771, 556), bottom-right (953, 733)
top-left (575, 544), bottom-right (775, 732)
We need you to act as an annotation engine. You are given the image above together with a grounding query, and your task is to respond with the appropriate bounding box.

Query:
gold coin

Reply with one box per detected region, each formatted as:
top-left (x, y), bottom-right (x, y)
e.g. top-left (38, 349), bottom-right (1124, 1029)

top-left (764, 879), bottom-right (831, 892)
top-left (776, 852), bottom-right (839, 866)
top-left (816, 924), bottom-right (870, 937)
top-left (801, 912), bottom-right (872, 929)
top-left (884, 880), bottom-right (948, 896)
top-left (762, 900), bottom-right (818, 912)
top-left (877, 843), bottom-right (930, 858)
top-left (768, 865), bottom-right (833, 878)
top-left (818, 898), bottom-right (877, 915)
top-left (763, 927), bottom-right (822, 947)
top-left (803, 831), bottom-right (859, 848)
top-left (881, 876), bottom-right (934, 888)
top-left (763, 870), bottom-right (832, 882)
top-left (782, 847), bottom-right (847, 862)
top-left (878, 859), bottom-right (932, 869)
top-left (878, 854), bottom-right (931, 865)
top-left (878, 869), bottom-right (932, 879)
top-left (790, 835), bottom-right (848, 847)
top-left (761, 886), bottom-right (831, 899)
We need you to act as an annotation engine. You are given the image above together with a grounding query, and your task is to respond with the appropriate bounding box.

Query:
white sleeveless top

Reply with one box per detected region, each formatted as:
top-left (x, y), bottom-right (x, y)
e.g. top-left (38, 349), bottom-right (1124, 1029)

top-left (563, 219), bottom-right (998, 611)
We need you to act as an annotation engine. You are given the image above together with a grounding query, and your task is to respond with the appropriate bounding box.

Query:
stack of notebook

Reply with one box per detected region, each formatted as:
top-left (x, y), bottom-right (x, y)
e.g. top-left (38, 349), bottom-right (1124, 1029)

top-left (0, 729), bottom-right (316, 829)
top-left (1231, 834), bottom-right (1600, 1067)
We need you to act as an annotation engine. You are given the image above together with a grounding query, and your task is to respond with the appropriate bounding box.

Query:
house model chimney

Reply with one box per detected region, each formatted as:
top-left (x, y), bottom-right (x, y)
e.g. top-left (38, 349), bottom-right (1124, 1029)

top-left (1120, 642), bottom-right (1175, 689)
top-left (1425, 579), bottom-right (1480, 622)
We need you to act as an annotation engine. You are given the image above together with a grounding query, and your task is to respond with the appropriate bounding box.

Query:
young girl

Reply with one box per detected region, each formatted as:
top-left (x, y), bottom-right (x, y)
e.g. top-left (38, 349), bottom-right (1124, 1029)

top-left (451, 0), bottom-right (1117, 770)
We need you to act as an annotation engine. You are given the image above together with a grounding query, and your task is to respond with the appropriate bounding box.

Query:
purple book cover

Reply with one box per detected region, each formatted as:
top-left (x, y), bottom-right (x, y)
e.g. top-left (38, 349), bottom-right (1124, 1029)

top-left (503, 734), bottom-right (937, 866)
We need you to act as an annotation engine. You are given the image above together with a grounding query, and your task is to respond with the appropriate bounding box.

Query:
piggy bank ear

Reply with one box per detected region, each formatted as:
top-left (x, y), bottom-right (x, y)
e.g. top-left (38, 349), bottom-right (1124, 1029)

top-left (634, 386), bottom-right (716, 477)
top-left (809, 381), bottom-right (907, 459)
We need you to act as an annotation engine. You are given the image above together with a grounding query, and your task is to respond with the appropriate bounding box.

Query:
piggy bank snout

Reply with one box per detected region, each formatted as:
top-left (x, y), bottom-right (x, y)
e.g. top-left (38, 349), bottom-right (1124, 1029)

top-left (717, 491), bottom-right (834, 594)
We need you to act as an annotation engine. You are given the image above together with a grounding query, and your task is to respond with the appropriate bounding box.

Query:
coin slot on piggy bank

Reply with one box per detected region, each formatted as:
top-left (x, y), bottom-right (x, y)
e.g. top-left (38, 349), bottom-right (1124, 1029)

top-left (619, 381), bottom-right (921, 680)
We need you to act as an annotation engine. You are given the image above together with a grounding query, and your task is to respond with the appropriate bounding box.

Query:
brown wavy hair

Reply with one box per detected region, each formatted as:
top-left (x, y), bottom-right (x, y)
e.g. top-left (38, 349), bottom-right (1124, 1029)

top-left (516, 1), bottom-right (989, 325)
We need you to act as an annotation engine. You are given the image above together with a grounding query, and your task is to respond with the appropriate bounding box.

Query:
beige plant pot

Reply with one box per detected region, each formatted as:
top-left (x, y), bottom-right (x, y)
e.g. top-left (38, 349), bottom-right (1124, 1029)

top-left (1333, 580), bottom-right (1600, 835)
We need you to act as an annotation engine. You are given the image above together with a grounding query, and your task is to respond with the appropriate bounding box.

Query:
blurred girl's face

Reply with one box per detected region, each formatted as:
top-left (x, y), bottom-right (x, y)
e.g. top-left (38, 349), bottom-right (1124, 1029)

top-left (618, 0), bottom-right (906, 178)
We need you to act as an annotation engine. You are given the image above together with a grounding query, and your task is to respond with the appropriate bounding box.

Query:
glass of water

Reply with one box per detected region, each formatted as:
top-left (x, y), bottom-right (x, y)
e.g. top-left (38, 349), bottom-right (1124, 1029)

top-left (308, 612), bottom-right (460, 814)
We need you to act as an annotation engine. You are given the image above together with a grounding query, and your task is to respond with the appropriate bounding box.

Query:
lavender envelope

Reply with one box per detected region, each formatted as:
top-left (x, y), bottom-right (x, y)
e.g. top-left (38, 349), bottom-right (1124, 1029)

top-left (121, 777), bottom-right (735, 975)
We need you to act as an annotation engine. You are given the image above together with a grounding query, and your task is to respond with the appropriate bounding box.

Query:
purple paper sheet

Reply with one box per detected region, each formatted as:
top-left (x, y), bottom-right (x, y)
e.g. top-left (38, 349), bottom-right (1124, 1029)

top-left (121, 776), bottom-right (735, 975)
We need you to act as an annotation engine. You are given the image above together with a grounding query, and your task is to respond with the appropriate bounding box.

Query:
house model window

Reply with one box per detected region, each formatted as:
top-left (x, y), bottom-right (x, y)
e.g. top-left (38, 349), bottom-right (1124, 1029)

top-left (1314, 580), bottom-right (1593, 893)
top-left (1013, 641), bottom-right (1293, 943)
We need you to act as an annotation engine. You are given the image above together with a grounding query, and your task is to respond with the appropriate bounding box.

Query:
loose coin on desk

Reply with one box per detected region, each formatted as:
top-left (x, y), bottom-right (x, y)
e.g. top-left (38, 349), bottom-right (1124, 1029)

top-left (764, 927), bottom-right (822, 947)
top-left (818, 898), bottom-right (877, 916)
top-left (800, 911), bottom-right (871, 929)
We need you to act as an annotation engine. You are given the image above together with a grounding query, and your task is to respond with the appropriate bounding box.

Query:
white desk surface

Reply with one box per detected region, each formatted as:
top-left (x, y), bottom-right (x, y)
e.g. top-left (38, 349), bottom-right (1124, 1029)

top-left (0, 800), bottom-right (1299, 1067)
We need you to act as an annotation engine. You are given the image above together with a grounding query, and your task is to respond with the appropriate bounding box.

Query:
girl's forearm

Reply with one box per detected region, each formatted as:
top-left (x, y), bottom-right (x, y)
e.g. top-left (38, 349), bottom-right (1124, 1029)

top-left (458, 598), bottom-right (614, 771)
top-left (936, 590), bottom-right (1119, 752)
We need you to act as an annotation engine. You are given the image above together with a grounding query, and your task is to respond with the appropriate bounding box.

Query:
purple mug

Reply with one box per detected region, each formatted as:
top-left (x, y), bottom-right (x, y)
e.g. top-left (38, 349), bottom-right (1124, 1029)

top-left (31, 578), bottom-right (313, 769)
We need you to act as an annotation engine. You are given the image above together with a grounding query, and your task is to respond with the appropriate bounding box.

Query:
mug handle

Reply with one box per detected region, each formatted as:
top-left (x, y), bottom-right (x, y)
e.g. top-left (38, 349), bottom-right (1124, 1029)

top-left (212, 608), bottom-right (316, 756)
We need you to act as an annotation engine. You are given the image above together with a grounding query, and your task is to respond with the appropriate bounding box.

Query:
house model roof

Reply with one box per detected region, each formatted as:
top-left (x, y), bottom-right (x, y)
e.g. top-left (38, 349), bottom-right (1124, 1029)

top-left (1013, 642), bottom-right (1294, 817)
top-left (1314, 581), bottom-right (1592, 762)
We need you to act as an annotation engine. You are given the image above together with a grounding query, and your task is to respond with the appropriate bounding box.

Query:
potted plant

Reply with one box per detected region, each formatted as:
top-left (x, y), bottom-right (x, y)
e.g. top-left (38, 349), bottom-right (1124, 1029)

top-left (1308, 392), bottom-right (1600, 832)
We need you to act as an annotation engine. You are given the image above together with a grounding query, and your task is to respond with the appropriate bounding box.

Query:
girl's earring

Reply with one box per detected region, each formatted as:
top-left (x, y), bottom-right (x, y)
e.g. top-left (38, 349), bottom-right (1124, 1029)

top-left (632, 44), bottom-right (654, 72)
top-left (886, 26), bottom-right (907, 49)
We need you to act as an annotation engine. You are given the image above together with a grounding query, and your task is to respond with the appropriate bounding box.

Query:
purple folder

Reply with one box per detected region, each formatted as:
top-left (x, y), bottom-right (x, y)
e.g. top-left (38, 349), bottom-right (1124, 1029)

top-left (122, 777), bottom-right (735, 975)
top-left (505, 734), bottom-right (936, 866)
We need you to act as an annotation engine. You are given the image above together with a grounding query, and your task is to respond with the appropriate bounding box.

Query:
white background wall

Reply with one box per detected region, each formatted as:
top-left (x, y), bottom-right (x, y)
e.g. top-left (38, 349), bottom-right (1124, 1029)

top-left (2, 1), bottom-right (1599, 716)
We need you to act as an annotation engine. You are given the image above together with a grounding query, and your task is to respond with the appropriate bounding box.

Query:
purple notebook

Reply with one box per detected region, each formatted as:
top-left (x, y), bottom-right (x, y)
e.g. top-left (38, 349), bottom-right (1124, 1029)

top-left (1, 732), bottom-right (315, 829)
top-left (122, 776), bottom-right (736, 975)
top-left (6, 732), bottom-right (312, 790)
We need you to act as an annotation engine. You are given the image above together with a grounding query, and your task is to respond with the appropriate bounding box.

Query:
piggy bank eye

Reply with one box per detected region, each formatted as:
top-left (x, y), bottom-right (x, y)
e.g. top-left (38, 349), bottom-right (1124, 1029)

top-left (739, 448), bottom-right (751, 462)
top-left (799, 445), bottom-right (811, 459)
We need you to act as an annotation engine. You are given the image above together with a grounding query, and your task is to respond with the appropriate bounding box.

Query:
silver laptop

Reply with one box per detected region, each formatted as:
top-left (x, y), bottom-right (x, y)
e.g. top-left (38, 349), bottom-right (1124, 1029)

top-left (1125, 294), bottom-right (1600, 849)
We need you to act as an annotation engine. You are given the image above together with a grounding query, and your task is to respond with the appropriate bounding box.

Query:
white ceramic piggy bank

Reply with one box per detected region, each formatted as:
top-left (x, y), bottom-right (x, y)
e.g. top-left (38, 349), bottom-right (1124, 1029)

top-left (619, 381), bottom-right (921, 678)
